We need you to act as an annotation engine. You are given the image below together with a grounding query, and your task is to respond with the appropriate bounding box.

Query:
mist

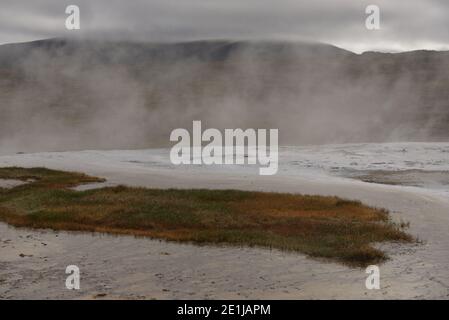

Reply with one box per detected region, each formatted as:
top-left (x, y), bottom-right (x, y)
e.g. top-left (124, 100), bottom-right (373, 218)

top-left (0, 38), bottom-right (448, 154)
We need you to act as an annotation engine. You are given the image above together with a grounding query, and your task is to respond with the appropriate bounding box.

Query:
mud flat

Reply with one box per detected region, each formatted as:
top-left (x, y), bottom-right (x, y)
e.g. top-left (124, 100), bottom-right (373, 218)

top-left (0, 148), bottom-right (448, 299)
top-left (340, 169), bottom-right (449, 190)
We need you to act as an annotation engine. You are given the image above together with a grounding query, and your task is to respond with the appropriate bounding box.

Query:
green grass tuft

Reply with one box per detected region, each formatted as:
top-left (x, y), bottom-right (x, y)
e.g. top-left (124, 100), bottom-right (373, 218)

top-left (0, 167), bottom-right (413, 267)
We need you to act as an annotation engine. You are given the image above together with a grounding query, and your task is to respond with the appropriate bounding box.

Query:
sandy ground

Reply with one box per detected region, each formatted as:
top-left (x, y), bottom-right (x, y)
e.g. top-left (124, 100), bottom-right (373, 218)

top-left (0, 151), bottom-right (449, 299)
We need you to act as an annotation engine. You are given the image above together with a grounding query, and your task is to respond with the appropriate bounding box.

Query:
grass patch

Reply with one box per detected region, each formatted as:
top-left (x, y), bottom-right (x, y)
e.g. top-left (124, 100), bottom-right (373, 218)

top-left (0, 167), bottom-right (413, 267)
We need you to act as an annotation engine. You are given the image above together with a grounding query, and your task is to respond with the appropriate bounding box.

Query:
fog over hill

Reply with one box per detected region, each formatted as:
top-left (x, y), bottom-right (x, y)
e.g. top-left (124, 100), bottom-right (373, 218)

top-left (0, 38), bottom-right (448, 153)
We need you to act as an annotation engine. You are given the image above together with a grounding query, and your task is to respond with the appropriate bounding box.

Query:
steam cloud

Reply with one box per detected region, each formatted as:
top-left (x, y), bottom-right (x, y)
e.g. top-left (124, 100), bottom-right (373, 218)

top-left (0, 39), bottom-right (448, 154)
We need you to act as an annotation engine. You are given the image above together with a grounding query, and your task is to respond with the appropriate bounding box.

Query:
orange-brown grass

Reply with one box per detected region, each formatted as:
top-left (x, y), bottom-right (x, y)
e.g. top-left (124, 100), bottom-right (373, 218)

top-left (0, 167), bottom-right (413, 267)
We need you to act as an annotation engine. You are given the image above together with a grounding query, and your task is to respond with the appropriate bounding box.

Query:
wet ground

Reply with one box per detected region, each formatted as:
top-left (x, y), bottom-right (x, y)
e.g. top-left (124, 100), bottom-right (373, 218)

top-left (0, 144), bottom-right (448, 299)
top-left (339, 169), bottom-right (449, 190)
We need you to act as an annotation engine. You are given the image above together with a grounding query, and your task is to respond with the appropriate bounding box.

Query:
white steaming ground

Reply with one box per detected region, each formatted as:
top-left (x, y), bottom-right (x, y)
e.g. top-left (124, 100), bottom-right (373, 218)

top-left (1, 142), bottom-right (448, 197)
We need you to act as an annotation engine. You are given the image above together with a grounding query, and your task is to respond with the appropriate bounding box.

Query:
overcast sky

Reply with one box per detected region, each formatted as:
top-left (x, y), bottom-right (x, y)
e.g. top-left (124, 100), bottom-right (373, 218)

top-left (1, 0), bottom-right (448, 53)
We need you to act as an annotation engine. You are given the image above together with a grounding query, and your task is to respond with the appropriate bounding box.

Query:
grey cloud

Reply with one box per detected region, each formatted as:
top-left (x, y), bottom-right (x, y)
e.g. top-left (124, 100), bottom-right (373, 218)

top-left (0, 0), bottom-right (448, 52)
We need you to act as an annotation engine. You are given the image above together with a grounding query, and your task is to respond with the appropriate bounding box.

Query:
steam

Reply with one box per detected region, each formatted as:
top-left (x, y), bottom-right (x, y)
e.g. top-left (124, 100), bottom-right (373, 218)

top-left (0, 39), bottom-right (448, 154)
